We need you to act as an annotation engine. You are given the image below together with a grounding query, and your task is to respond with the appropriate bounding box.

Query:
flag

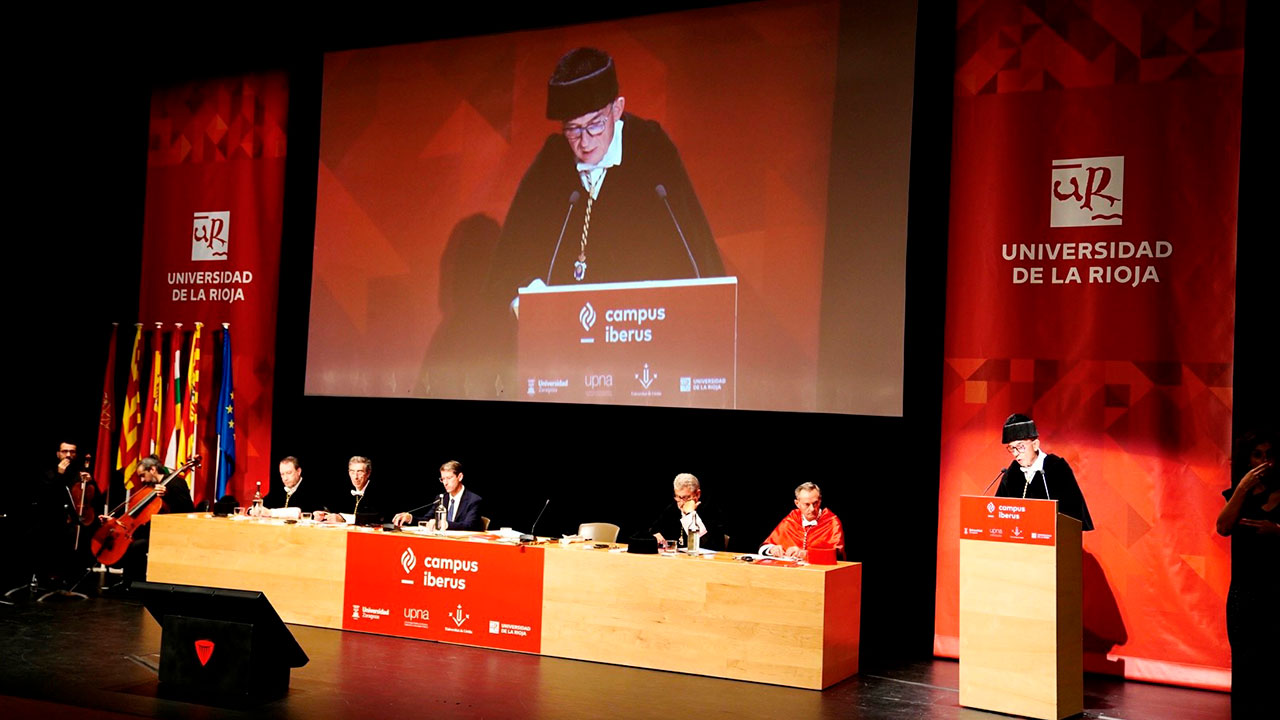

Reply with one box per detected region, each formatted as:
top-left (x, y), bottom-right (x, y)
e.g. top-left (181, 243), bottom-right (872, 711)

top-left (162, 324), bottom-right (184, 467)
top-left (182, 322), bottom-right (202, 496)
top-left (140, 323), bottom-right (163, 456)
top-left (215, 326), bottom-right (236, 499)
top-left (117, 324), bottom-right (143, 490)
top-left (93, 324), bottom-right (117, 494)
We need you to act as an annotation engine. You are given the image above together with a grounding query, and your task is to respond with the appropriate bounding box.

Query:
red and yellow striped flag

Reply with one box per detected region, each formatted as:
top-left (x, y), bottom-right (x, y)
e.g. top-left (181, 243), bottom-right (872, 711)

top-left (140, 323), bottom-right (164, 456)
top-left (117, 324), bottom-right (143, 489)
top-left (182, 322), bottom-right (203, 492)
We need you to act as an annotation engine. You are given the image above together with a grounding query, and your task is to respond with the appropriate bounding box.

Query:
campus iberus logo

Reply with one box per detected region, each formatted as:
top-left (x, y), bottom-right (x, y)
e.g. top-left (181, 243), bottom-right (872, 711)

top-left (1050, 156), bottom-right (1122, 227)
top-left (579, 302), bottom-right (597, 332)
top-left (192, 210), bottom-right (230, 261)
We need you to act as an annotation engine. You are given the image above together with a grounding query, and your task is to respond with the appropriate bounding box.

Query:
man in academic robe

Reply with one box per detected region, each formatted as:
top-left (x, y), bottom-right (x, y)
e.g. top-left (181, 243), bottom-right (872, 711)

top-left (994, 413), bottom-right (1094, 531)
top-left (759, 481), bottom-right (845, 560)
top-left (316, 456), bottom-right (388, 525)
top-left (264, 456), bottom-right (320, 513)
top-left (486, 46), bottom-right (725, 319)
top-left (650, 472), bottom-right (725, 551)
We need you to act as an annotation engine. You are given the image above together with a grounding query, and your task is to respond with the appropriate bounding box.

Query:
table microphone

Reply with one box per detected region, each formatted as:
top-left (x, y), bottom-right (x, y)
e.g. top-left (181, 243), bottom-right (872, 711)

top-left (982, 467), bottom-right (1006, 495)
top-left (655, 184), bottom-right (700, 278)
top-left (381, 495), bottom-right (445, 532)
top-left (546, 191), bottom-right (582, 283)
top-left (520, 499), bottom-right (551, 543)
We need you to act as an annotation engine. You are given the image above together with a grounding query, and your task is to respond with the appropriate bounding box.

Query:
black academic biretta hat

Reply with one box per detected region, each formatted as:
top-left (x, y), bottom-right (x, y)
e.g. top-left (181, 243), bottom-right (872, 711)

top-left (547, 47), bottom-right (619, 121)
top-left (1002, 413), bottom-right (1039, 444)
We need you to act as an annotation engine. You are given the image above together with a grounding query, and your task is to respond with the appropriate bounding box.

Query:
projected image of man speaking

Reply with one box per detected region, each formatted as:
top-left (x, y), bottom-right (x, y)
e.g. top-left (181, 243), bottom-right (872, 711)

top-left (487, 47), bottom-right (725, 317)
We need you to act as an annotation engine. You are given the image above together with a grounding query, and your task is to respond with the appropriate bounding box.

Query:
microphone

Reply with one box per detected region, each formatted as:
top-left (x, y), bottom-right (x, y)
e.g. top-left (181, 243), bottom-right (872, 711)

top-left (520, 498), bottom-right (551, 543)
top-left (546, 190), bottom-right (582, 283)
top-left (1039, 469), bottom-right (1050, 499)
top-left (655, 184), bottom-right (700, 278)
top-left (982, 467), bottom-right (1006, 495)
top-left (399, 494), bottom-right (445, 518)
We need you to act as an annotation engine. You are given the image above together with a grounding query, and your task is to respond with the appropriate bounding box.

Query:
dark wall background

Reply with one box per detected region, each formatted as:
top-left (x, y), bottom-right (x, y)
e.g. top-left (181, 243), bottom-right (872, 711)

top-left (19, 3), bottom-right (1269, 672)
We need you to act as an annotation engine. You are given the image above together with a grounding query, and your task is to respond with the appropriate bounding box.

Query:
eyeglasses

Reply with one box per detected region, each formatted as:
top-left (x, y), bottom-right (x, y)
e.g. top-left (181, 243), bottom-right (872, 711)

top-left (563, 111), bottom-right (611, 141)
top-left (1006, 441), bottom-right (1033, 455)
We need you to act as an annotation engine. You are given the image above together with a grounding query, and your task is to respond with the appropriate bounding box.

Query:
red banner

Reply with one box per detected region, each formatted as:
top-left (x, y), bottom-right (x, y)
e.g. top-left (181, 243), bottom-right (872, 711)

top-left (958, 496), bottom-right (1058, 547)
top-left (935, 2), bottom-right (1244, 691)
top-left (137, 73), bottom-right (287, 505)
top-left (343, 533), bottom-right (544, 653)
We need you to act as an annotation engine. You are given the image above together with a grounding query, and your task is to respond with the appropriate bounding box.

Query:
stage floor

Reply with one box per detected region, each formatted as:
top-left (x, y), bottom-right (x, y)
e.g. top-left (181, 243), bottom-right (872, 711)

top-left (1, 590), bottom-right (1229, 719)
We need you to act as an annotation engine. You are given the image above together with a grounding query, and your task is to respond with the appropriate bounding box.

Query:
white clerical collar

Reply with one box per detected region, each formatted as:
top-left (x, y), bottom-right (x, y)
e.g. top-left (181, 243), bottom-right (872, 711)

top-left (1020, 450), bottom-right (1046, 479)
top-left (576, 118), bottom-right (625, 199)
top-left (284, 480), bottom-right (301, 497)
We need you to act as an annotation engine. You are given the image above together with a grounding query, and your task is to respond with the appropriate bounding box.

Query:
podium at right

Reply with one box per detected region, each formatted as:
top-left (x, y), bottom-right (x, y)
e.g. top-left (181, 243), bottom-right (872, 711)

top-left (958, 495), bottom-right (1083, 719)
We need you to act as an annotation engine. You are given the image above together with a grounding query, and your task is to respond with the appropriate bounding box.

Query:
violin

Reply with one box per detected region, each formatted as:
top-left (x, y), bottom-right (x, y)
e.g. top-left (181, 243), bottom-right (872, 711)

top-left (66, 453), bottom-right (98, 528)
top-left (91, 456), bottom-right (201, 566)
top-left (64, 454), bottom-right (99, 553)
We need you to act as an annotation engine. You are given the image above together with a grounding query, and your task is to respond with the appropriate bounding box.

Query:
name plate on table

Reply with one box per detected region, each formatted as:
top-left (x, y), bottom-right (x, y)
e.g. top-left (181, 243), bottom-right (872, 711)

top-left (518, 277), bottom-right (737, 408)
top-left (959, 495), bottom-right (1058, 546)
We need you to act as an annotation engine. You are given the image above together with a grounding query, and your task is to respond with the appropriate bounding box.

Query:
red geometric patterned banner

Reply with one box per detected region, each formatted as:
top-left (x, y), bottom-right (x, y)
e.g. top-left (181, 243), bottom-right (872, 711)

top-left (935, 0), bottom-right (1245, 690)
top-left (138, 72), bottom-right (288, 506)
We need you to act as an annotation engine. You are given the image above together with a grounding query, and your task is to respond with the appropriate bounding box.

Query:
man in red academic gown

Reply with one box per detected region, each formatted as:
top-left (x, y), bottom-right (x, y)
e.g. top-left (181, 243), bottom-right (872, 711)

top-left (759, 482), bottom-right (845, 560)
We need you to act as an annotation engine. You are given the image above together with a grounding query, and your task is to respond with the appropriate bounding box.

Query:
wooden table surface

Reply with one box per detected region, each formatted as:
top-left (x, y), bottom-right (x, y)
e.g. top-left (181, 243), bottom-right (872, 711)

top-left (149, 513), bottom-right (861, 689)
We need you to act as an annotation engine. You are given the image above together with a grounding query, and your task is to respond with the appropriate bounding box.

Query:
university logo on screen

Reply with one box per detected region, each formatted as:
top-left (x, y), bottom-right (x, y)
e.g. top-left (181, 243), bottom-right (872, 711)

top-left (192, 211), bottom-right (230, 261)
top-left (1050, 156), bottom-right (1122, 227)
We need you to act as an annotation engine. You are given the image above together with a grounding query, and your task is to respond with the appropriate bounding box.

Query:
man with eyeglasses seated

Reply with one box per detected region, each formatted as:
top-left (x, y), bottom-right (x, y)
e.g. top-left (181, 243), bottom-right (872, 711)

top-left (994, 413), bottom-right (1094, 531)
top-left (488, 46), bottom-right (725, 318)
top-left (649, 472), bottom-right (725, 552)
top-left (392, 460), bottom-right (485, 531)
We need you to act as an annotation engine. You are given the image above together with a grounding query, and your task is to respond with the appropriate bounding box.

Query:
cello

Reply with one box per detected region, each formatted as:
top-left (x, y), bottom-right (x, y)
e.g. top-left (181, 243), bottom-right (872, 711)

top-left (91, 456), bottom-right (200, 566)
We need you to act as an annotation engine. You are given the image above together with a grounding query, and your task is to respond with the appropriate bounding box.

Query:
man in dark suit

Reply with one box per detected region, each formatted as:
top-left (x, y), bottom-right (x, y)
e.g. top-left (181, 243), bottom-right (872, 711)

top-left (394, 460), bottom-right (484, 531)
top-left (264, 456), bottom-right (320, 512)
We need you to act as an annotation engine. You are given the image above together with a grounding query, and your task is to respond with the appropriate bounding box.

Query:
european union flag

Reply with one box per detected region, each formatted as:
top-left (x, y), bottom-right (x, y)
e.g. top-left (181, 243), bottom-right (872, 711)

top-left (215, 327), bottom-right (236, 499)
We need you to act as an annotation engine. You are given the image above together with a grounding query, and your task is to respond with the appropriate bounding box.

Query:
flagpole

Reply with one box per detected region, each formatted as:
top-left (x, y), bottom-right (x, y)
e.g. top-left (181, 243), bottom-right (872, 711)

top-left (216, 322), bottom-right (231, 501)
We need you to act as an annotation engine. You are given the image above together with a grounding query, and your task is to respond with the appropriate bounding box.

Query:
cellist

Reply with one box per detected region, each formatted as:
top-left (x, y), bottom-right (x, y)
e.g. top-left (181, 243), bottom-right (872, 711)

top-left (106, 454), bottom-right (193, 592)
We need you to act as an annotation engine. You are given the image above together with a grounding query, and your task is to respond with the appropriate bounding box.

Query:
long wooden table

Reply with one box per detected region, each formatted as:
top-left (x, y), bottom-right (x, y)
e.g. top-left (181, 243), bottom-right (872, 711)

top-left (148, 514), bottom-right (861, 689)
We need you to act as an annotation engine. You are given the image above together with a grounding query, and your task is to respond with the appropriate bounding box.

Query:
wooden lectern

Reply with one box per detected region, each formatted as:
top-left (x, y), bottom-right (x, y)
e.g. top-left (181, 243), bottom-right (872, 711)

top-left (958, 495), bottom-right (1082, 719)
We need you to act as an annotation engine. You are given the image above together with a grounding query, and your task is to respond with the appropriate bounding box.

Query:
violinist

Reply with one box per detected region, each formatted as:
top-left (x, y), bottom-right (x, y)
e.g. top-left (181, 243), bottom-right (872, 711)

top-left (108, 455), bottom-right (193, 590)
top-left (20, 440), bottom-right (96, 591)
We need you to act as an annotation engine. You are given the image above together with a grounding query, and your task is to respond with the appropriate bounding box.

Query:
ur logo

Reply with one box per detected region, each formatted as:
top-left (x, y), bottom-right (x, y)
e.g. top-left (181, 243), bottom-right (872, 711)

top-left (192, 211), bottom-right (230, 261)
top-left (579, 302), bottom-right (597, 331)
top-left (352, 604), bottom-right (360, 620)
top-left (400, 547), bottom-right (417, 574)
top-left (1051, 156), bottom-right (1122, 227)
top-left (986, 501), bottom-right (996, 514)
